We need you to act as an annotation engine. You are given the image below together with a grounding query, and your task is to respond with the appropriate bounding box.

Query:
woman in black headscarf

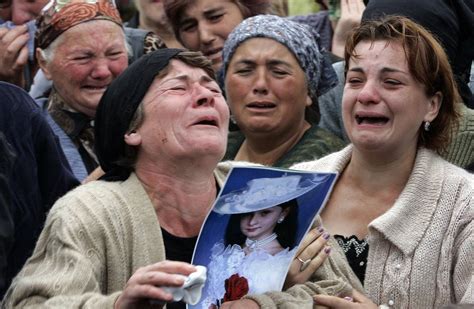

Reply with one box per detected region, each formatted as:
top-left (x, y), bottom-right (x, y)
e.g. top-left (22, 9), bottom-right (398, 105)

top-left (3, 49), bottom-right (230, 309)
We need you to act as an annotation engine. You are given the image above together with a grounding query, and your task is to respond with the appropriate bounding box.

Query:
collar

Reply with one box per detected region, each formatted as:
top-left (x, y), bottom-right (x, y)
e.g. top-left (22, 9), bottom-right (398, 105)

top-left (47, 89), bottom-right (94, 140)
top-left (368, 148), bottom-right (444, 256)
top-left (301, 146), bottom-right (445, 256)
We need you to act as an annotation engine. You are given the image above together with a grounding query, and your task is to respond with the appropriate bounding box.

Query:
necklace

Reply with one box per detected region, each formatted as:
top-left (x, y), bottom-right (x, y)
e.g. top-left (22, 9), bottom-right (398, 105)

top-left (245, 233), bottom-right (277, 250)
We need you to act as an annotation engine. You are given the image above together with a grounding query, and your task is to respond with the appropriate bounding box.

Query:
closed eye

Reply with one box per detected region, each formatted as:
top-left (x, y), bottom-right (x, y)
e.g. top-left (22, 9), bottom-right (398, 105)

top-left (384, 79), bottom-right (402, 86)
top-left (180, 21), bottom-right (197, 33)
top-left (208, 13), bottom-right (224, 22)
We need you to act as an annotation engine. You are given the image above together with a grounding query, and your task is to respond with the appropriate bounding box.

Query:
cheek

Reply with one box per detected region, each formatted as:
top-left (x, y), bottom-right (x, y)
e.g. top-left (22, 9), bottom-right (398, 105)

top-left (225, 77), bottom-right (251, 105)
top-left (180, 32), bottom-right (200, 50)
top-left (109, 57), bottom-right (128, 76)
top-left (52, 63), bottom-right (90, 86)
top-left (341, 89), bottom-right (356, 117)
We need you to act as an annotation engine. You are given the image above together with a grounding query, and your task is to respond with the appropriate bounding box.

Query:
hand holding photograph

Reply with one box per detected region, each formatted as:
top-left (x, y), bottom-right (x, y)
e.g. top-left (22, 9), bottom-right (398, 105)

top-left (190, 166), bottom-right (337, 309)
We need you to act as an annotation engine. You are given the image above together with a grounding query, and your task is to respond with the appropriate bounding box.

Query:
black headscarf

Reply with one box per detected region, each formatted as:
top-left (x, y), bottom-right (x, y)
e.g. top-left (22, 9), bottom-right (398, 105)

top-left (363, 0), bottom-right (474, 108)
top-left (95, 48), bottom-right (183, 181)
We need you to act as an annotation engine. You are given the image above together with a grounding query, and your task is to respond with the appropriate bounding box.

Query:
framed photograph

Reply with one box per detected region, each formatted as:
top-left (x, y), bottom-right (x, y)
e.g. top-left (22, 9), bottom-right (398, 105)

top-left (191, 166), bottom-right (337, 309)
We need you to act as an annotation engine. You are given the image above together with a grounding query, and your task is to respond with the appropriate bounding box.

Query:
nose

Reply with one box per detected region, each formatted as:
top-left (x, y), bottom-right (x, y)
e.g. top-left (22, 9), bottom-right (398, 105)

top-left (193, 83), bottom-right (215, 107)
top-left (252, 68), bottom-right (268, 96)
top-left (90, 59), bottom-right (112, 80)
top-left (248, 213), bottom-right (259, 225)
top-left (199, 24), bottom-right (216, 46)
top-left (356, 80), bottom-right (381, 104)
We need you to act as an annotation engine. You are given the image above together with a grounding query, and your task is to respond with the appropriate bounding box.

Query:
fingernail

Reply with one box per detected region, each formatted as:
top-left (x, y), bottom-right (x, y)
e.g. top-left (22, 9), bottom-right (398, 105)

top-left (317, 226), bottom-right (324, 233)
top-left (344, 296), bottom-right (353, 302)
top-left (324, 246), bottom-right (331, 254)
top-left (323, 232), bottom-right (330, 240)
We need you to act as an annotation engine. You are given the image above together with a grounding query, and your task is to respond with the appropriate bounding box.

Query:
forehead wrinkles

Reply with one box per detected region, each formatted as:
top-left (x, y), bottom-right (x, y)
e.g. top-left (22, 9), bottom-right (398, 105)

top-left (60, 21), bottom-right (124, 47)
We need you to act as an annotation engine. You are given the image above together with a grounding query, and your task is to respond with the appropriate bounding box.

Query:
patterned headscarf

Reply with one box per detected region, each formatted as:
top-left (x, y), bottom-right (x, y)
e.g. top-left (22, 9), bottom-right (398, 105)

top-left (36, 0), bottom-right (122, 50)
top-left (221, 14), bottom-right (338, 103)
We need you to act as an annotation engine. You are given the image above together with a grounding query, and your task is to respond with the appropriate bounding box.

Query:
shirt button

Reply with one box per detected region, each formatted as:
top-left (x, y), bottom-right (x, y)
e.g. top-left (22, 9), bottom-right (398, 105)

top-left (395, 264), bottom-right (401, 269)
top-left (388, 300), bottom-right (394, 306)
top-left (359, 261), bottom-right (365, 266)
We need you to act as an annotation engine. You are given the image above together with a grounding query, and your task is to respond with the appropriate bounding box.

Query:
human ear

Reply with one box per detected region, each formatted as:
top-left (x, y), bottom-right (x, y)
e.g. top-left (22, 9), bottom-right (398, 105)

top-left (124, 131), bottom-right (142, 146)
top-left (305, 94), bottom-right (312, 107)
top-left (36, 48), bottom-right (53, 80)
top-left (424, 91), bottom-right (442, 122)
top-left (281, 207), bottom-right (291, 217)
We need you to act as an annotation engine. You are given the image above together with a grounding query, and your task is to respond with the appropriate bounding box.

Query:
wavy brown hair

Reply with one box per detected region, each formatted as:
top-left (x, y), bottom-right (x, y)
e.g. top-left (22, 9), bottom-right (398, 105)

top-left (164, 0), bottom-right (271, 43)
top-left (344, 15), bottom-right (461, 153)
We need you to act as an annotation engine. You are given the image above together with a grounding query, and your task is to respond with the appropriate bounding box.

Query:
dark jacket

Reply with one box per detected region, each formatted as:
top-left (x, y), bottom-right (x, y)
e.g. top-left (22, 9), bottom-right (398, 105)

top-left (0, 82), bottom-right (79, 297)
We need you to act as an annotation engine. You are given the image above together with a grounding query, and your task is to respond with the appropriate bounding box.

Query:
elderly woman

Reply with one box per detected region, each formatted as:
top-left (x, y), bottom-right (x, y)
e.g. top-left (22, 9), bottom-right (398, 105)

top-left (34, 0), bottom-right (129, 181)
top-left (3, 49), bottom-right (229, 308)
top-left (290, 16), bottom-right (473, 308)
top-left (221, 15), bottom-right (344, 168)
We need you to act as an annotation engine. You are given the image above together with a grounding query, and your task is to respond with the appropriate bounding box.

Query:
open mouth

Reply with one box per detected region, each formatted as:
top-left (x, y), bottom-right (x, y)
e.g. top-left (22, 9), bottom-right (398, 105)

top-left (194, 119), bottom-right (218, 127)
top-left (355, 115), bottom-right (389, 125)
top-left (247, 102), bottom-right (276, 109)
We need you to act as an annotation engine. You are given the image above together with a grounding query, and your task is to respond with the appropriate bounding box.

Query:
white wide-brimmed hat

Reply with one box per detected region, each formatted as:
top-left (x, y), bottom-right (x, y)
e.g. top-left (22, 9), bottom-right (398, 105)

top-left (213, 173), bottom-right (326, 214)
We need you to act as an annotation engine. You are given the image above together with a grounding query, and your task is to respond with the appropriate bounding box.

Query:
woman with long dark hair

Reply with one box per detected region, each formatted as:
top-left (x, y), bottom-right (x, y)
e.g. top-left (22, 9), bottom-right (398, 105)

top-left (203, 198), bottom-right (299, 308)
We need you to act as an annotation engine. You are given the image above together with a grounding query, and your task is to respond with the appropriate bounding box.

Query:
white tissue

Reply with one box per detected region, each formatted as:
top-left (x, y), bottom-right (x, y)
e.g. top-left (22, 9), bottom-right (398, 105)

top-left (149, 265), bottom-right (207, 306)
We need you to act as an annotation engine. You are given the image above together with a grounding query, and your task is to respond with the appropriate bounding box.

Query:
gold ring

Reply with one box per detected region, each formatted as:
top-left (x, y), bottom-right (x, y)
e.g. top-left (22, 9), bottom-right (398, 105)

top-left (297, 256), bottom-right (311, 272)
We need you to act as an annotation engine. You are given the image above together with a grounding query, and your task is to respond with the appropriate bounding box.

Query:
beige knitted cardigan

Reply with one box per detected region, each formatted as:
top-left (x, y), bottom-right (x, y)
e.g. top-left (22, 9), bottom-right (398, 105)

top-left (292, 145), bottom-right (474, 308)
top-left (2, 163), bottom-right (362, 309)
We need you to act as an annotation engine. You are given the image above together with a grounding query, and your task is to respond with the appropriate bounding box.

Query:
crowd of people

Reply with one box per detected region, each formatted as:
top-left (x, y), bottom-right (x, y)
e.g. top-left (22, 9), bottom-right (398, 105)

top-left (0, 0), bottom-right (472, 308)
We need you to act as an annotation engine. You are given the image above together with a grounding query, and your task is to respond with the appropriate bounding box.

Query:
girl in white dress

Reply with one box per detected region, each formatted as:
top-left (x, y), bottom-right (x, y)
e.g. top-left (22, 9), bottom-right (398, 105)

top-left (203, 199), bottom-right (298, 308)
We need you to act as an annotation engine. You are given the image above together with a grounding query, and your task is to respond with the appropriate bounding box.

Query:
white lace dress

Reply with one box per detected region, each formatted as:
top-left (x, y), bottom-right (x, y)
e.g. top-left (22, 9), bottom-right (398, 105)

top-left (201, 242), bottom-right (296, 308)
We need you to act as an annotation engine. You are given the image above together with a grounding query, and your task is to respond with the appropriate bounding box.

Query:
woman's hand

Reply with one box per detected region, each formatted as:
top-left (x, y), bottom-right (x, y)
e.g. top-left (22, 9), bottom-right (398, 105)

top-left (0, 25), bottom-right (29, 86)
top-left (284, 227), bottom-right (331, 289)
top-left (314, 290), bottom-right (378, 308)
top-left (331, 0), bottom-right (366, 58)
top-left (114, 260), bottom-right (196, 309)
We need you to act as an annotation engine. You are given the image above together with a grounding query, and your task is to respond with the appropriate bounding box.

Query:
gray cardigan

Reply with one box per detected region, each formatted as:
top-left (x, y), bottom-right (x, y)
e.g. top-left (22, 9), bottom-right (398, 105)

top-left (3, 163), bottom-right (362, 308)
top-left (292, 146), bottom-right (474, 307)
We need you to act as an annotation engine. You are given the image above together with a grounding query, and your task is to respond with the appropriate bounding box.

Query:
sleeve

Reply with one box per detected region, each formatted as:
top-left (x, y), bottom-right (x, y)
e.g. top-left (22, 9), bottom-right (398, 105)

top-left (452, 197), bottom-right (474, 304)
top-left (0, 133), bottom-right (15, 296)
top-left (1, 196), bottom-right (121, 308)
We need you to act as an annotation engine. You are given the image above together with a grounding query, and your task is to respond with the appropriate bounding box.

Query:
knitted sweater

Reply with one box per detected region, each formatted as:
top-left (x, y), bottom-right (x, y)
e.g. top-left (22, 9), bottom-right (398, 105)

top-left (3, 163), bottom-right (362, 309)
top-left (292, 146), bottom-right (474, 307)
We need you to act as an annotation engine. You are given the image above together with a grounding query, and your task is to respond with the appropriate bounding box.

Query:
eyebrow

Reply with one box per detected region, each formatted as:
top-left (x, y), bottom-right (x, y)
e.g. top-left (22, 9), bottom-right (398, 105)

top-left (348, 67), bottom-right (409, 75)
top-left (203, 7), bottom-right (223, 17)
top-left (165, 74), bottom-right (215, 84)
top-left (180, 6), bottom-right (223, 24)
top-left (234, 59), bottom-right (292, 67)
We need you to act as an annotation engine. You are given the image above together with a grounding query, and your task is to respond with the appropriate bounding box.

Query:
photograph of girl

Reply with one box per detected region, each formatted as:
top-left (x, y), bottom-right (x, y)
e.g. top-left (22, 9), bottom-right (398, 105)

top-left (191, 168), bottom-right (337, 309)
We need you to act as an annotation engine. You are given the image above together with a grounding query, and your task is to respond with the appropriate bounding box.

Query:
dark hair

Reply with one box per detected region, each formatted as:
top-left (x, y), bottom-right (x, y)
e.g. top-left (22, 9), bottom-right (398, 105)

top-left (164, 0), bottom-right (271, 43)
top-left (344, 15), bottom-right (461, 153)
top-left (119, 50), bottom-right (214, 168)
top-left (224, 199), bottom-right (298, 249)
